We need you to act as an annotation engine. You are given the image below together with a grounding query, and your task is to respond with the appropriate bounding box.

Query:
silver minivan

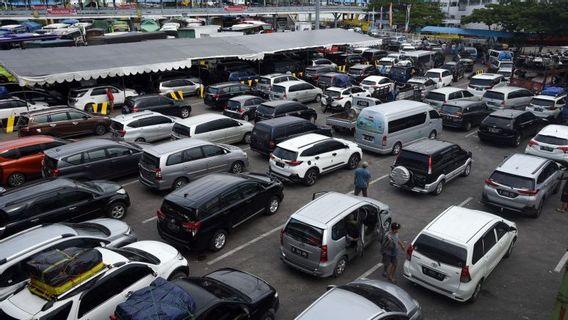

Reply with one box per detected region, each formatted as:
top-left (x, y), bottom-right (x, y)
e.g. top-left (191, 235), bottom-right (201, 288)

top-left (482, 86), bottom-right (534, 110)
top-left (270, 80), bottom-right (323, 103)
top-left (171, 113), bottom-right (253, 145)
top-left (110, 111), bottom-right (178, 143)
top-left (138, 138), bottom-right (249, 190)
top-left (257, 73), bottom-right (299, 98)
top-left (280, 192), bottom-right (391, 278)
top-left (355, 100), bottom-right (443, 155)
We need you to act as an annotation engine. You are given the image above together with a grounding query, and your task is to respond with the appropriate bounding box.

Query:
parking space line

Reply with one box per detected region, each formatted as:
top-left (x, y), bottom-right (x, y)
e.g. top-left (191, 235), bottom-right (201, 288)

top-left (142, 216), bottom-right (157, 224)
top-left (465, 131), bottom-right (478, 138)
top-left (349, 174), bottom-right (389, 194)
top-left (458, 196), bottom-right (473, 207)
top-left (554, 251), bottom-right (568, 272)
top-left (122, 179), bottom-right (139, 187)
top-left (358, 262), bottom-right (384, 279)
top-left (207, 224), bottom-right (286, 265)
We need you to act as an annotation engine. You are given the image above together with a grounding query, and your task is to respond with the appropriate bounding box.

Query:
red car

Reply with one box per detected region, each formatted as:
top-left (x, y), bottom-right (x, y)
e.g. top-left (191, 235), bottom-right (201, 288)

top-left (0, 135), bottom-right (68, 187)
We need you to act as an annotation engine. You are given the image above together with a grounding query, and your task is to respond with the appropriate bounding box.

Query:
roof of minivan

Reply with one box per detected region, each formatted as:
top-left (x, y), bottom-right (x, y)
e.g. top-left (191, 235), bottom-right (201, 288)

top-left (229, 95), bottom-right (259, 102)
top-left (0, 135), bottom-right (57, 151)
top-left (259, 100), bottom-right (300, 108)
top-left (442, 100), bottom-right (482, 108)
top-left (403, 140), bottom-right (454, 155)
top-left (43, 139), bottom-right (122, 158)
top-left (273, 80), bottom-right (306, 88)
top-left (0, 178), bottom-right (76, 208)
top-left (496, 153), bottom-right (548, 177)
top-left (254, 116), bottom-right (307, 127)
top-left (292, 192), bottom-right (363, 228)
top-left (175, 113), bottom-right (226, 125)
top-left (111, 110), bottom-right (164, 124)
top-left (486, 86), bottom-right (525, 93)
top-left (208, 81), bottom-right (241, 88)
top-left (424, 206), bottom-right (500, 244)
top-left (166, 173), bottom-right (246, 209)
top-left (361, 100), bottom-right (432, 117)
top-left (472, 73), bottom-right (502, 80)
top-left (143, 138), bottom-right (210, 155)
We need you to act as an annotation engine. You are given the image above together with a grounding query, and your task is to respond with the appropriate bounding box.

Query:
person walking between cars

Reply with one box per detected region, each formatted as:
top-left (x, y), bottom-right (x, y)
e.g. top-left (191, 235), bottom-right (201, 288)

top-left (354, 161), bottom-right (371, 197)
top-left (381, 222), bottom-right (405, 283)
top-left (556, 174), bottom-right (568, 212)
top-left (106, 87), bottom-right (114, 111)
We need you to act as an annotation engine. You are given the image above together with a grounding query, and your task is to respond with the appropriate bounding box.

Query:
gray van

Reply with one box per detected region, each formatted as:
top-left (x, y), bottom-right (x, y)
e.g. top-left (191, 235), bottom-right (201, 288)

top-left (355, 100), bottom-right (443, 155)
top-left (270, 80), bottom-right (323, 103)
top-left (138, 138), bottom-right (249, 190)
top-left (482, 86), bottom-right (534, 110)
top-left (280, 192), bottom-right (391, 278)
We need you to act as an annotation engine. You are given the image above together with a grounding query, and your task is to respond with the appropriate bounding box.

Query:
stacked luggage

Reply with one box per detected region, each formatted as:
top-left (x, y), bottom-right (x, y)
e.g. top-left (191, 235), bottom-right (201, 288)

top-left (26, 247), bottom-right (105, 300)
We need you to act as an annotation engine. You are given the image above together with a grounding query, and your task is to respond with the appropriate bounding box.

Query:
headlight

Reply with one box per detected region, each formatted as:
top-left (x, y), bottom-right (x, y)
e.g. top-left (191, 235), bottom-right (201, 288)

top-left (116, 188), bottom-right (126, 194)
top-left (274, 292), bottom-right (279, 299)
top-left (176, 252), bottom-right (184, 260)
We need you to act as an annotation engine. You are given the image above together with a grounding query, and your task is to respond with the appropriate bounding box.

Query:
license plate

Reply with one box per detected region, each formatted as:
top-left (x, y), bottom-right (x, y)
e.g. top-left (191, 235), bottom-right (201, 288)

top-left (488, 128), bottom-right (499, 133)
top-left (534, 107), bottom-right (543, 112)
top-left (541, 146), bottom-right (554, 152)
top-left (276, 161), bottom-right (285, 168)
top-left (291, 246), bottom-right (308, 258)
top-left (363, 135), bottom-right (374, 142)
top-left (498, 190), bottom-right (516, 198)
top-left (422, 266), bottom-right (445, 281)
top-left (167, 222), bottom-right (180, 232)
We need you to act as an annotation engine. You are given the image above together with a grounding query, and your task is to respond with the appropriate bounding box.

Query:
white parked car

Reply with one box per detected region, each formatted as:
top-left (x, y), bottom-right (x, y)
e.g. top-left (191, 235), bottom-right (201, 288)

top-left (425, 68), bottom-right (453, 88)
top-left (68, 86), bottom-right (138, 112)
top-left (467, 73), bottom-right (507, 97)
top-left (525, 124), bottom-right (568, 163)
top-left (269, 133), bottom-right (362, 186)
top-left (321, 86), bottom-right (370, 111)
top-left (171, 113), bottom-right (253, 144)
top-left (160, 22), bottom-right (180, 32)
top-left (158, 78), bottom-right (200, 96)
top-left (0, 97), bottom-right (49, 121)
top-left (359, 75), bottom-right (394, 95)
top-left (525, 92), bottom-right (567, 122)
top-left (403, 206), bottom-right (518, 303)
top-left (0, 240), bottom-right (189, 320)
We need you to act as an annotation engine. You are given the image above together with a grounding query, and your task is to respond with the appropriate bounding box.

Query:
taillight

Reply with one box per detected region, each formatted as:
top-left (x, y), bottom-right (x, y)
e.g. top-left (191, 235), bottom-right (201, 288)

top-left (320, 244), bottom-right (328, 263)
top-left (406, 243), bottom-right (414, 261)
top-left (460, 265), bottom-right (471, 283)
top-left (154, 168), bottom-right (162, 180)
top-left (119, 129), bottom-right (126, 137)
top-left (110, 315), bottom-right (118, 320)
top-left (558, 146), bottom-right (568, 153)
top-left (213, 94), bottom-right (220, 101)
top-left (269, 141), bottom-right (276, 149)
top-left (485, 178), bottom-right (498, 187)
top-left (157, 209), bottom-right (166, 220)
top-left (182, 221), bottom-right (201, 235)
top-left (500, 101), bottom-right (505, 107)
top-left (269, 153), bottom-right (275, 160)
top-left (280, 229), bottom-right (285, 244)
top-left (527, 139), bottom-right (539, 147)
top-left (132, 107), bottom-right (139, 112)
top-left (239, 108), bottom-right (245, 113)
top-left (333, 96), bottom-right (342, 100)
top-left (285, 160), bottom-right (303, 166)
top-left (455, 112), bottom-right (463, 118)
top-left (427, 156), bottom-right (432, 175)
top-left (517, 189), bottom-right (539, 196)
top-left (381, 135), bottom-right (387, 146)
top-left (52, 168), bottom-right (60, 177)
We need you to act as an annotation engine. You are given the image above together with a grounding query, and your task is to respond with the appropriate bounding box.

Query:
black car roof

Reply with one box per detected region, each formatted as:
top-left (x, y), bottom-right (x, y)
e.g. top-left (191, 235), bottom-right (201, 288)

top-left (208, 81), bottom-right (242, 88)
top-left (43, 139), bottom-right (136, 159)
top-left (172, 278), bottom-right (223, 316)
top-left (402, 140), bottom-right (455, 155)
top-left (489, 109), bottom-right (525, 119)
top-left (127, 94), bottom-right (165, 102)
top-left (255, 116), bottom-right (308, 127)
top-left (260, 100), bottom-right (303, 108)
top-left (0, 178), bottom-right (76, 208)
top-left (166, 173), bottom-right (247, 209)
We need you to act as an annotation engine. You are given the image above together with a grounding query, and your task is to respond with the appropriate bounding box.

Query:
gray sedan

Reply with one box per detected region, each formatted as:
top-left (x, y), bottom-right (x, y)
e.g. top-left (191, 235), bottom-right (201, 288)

top-left (159, 78), bottom-right (201, 97)
top-left (0, 218), bottom-right (136, 300)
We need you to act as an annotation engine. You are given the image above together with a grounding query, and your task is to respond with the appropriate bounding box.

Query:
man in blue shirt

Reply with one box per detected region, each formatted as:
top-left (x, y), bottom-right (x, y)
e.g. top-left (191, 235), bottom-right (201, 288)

top-left (354, 161), bottom-right (371, 197)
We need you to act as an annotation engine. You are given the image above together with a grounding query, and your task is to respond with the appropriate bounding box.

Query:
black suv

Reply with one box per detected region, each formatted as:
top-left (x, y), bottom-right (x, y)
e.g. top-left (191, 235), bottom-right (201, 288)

top-left (255, 100), bottom-right (317, 122)
top-left (389, 140), bottom-right (472, 195)
top-left (250, 116), bottom-right (332, 156)
top-left (204, 82), bottom-right (262, 109)
top-left (439, 100), bottom-right (491, 130)
top-left (157, 173), bottom-right (284, 251)
top-left (347, 64), bottom-right (378, 83)
top-left (0, 178), bottom-right (130, 238)
top-left (441, 61), bottom-right (465, 82)
top-left (478, 109), bottom-right (540, 147)
top-left (122, 95), bottom-right (191, 119)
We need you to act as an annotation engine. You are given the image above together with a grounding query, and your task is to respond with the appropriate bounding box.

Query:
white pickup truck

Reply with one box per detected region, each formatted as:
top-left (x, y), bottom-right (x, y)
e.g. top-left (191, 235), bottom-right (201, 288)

top-left (326, 96), bottom-right (381, 133)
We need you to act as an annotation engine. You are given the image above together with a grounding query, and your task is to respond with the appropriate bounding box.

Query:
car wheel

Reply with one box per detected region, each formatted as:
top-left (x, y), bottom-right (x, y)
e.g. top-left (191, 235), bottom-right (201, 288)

top-left (532, 200), bottom-right (543, 218)
top-left (180, 107), bottom-right (191, 118)
top-left (504, 237), bottom-right (516, 258)
top-left (107, 202), bottom-right (127, 220)
top-left (461, 163), bottom-right (472, 177)
top-left (210, 229), bottom-right (228, 252)
top-left (315, 94), bottom-right (322, 103)
top-left (173, 177), bottom-right (189, 190)
top-left (230, 161), bottom-right (244, 174)
top-left (135, 137), bottom-right (146, 143)
top-left (94, 124), bottom-right (106, 136)
top-left (469, 280), bottom-right (483, 303)
top-left (243, 114), bottom-right (250, 122)
top-left (303, 168), bottom-right (318, 186)
top-left (464, 121), bottom-right (472, 131)
top-left (347, 153), bottom-right (361, 170)
top-left (392, 142), bottom-right (402, 155)
top-left (167, 269), bottom-right (188, 281)
top-left (428, 130), bottom-right (437, 140)
top-left (242, 132), bottom-right (251, 144)
top-left (333, 256), bottom-right (347, 277)
top-left (265, 195), bottom-right (280, 215)
top-left (7, 172), bottom-right (25, 187)
top-left (260, 309), bottom-right (276, 320)
top-left (433, 180), bottom-right (445, 196)
top-left (344, 102), bottom-right (351, 111)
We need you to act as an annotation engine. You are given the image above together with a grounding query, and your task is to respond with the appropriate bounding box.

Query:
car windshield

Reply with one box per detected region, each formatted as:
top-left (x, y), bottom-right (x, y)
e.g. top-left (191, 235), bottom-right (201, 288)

top-left (425, 92), bottom-right (445, 101)
top-left (470, 78), bottom-right (494, 87)
top-left (256, 104), bottom-right (276, 115)
top-left (190, 278), bottom-right (249, 302)
top-left (483, 116), bottom-right (512, 127)
top-left (441, 104), bottom-right (463, 114)
top-left (285, 218), bottom-right (323, 247)
top-left (531, 98), bottom-right (554, 107)
top-left (483, 91), bottom-right (505, 100)
top-left (324, 89), bottom-right (341, 97)
top-left (490, 171), bottom-right (534, 189)
top-left (396, 151), bottom-right (428, 171)
top-left (339, 283), bottom-right (405, 313)
top-left (273, 147), bottom-right (297, 160)
top-left (360, 80), bottom-right (376, 86)
top-left (534, 134), bottom-right (568, 145)
top-left (414, 234), bottom-right (467, 268)
top-left (206, 87), bottom-right (220, 94)
top-left (140, 152), bottom-right (160, 170)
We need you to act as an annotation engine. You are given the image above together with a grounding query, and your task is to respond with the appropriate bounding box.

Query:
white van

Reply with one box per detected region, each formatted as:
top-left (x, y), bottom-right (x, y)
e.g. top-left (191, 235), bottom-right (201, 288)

top-left (354, 100), bottom-right (443, 155)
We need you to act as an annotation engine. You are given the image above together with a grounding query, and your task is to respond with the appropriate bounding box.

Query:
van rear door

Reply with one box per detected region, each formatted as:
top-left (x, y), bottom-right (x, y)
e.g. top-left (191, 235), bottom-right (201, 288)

top-left (281, 218), bottom-right (324, 272)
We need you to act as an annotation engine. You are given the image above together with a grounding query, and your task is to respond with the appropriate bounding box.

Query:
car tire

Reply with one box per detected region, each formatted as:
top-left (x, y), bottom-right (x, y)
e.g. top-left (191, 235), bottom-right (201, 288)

top-left (210, 229), bottom-right (228, 252)
top-left (265, 195), bottom-right (280, 215)
top-left (392, 142), bottom-right (402, 155)
top-left (428, 130), bottom-right (437, 140)
top-left (260, 309), bottom-right (276, 320)
top-left (173, 177), bottom-right (189, 190)
top-left (433, 180), bottom-right (445, 196)
top-left (303, 168), bottom-right (318, 186)
top-left (167, 269), bottom-right (188, 281)
top-left (461, 162), bottom-right (472, 177)
top-left (7, 172), bottom-right (25, 187)
top-left (243, 114), bottom-right (250, 122)
top-left (180, 107), bottom-right (191, 119)
top-left (532, 200), bottom-right (543, 218)
top-left (344, 102), bottom-right (351, 111)
top-left (391, 166), bottom-right (411, 185)
top-left (107, 201), bottom-right (127, 220)
top-left (94, 124), bottom-right (106, 136)
top-left (469, 279), bottom-right (483, 303)
top-left (347, 153), bottom-right (361, 170)
top-left (135, 137), bottom-right (146, 143)
top-left (504, 237), bottom-right (516, 258)
top-left (230, 161), bottom-right (245, 174)
top-left (333, 256), bottom-right (347, 277)
top-left (242, 132), bottom-right (251, 144)
top-left (464, 121), bottom-right (472, 131)
top-left (315, 94), bottom-right (322, 103)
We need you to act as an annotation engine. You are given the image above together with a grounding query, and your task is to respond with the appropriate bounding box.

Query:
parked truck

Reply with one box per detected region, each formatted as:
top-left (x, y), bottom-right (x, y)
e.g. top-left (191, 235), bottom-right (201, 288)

top-left (326, 96), bottom-right (381, 133)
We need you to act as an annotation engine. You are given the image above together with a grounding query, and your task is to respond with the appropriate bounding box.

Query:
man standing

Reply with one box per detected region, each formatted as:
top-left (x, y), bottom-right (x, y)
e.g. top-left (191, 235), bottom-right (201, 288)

top-left (382, 222), bottom-right (405, 283)
top-left (106, 87), bottom-right (115, 112)
top-left (354, 161), bottom-right (371, 197)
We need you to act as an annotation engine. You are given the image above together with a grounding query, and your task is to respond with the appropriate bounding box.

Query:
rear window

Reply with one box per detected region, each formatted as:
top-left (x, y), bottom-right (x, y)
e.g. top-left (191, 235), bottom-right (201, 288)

top-left (470, 78), bottom-right (494, 87)
top-left (259, 77), bottom-right (270, 85)
top-left (319, 75), bottom-right (333, 85)
top-left (441, 104), bottom-right (463, 114)
top-left (425, 71), bottom-right (440, 79)
top-left (356, 113), bottom-right (384, 134)
top-left (272, 147), bottom-right (297, 160)
top-left (340, 283), bottom-right (404, 313)
top-left (161, 199), bottom-right (197, 221)
top-left (483, 91), bottom-right (505, 100)
top-left (483, 115), bottom-right (512, 127)
top-left (396, 151), bottom-right (428, 171)
top-left (172, 123), bottom-right (191, 137)
top-left (140, 152), bottom-right (160, 170)
top-left (0, 148), bottom-right (19, 160)
top-left (252, 125), bottom-right (271, 140)
top-left (272, 85), bottom-right (285, 93)
top-left (284, 218), bottom-right (323, 246)
top-left (414, 233), bottom-right (467, 268)
top-left (425, 92), bottom-right (445, 102)
top-left (110, 121), bottom-right (123, 131)
top-left (226, 100), bottom-right (241, 111)
top-left (349, 67), bottom-right (364, 73)
top-left (490, 170), bottom-right (534, 189)
top-left (534, 134), bottom-right (568, 146)
top-left (531, 98), bottom-right (554, 107)
top-left (207, 87), bottom-right (220, 94)
top-left (324, 89), bottom-right (340, 97)
top-left (69, 89), bottom-right (87, 98)
top-left (257, 104), bottom-right (276, 115)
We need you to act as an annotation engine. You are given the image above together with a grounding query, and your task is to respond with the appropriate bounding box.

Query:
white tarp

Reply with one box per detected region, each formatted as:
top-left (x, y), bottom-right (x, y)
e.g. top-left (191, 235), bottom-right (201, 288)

top-left (0, 29), bottom-right (382, 86)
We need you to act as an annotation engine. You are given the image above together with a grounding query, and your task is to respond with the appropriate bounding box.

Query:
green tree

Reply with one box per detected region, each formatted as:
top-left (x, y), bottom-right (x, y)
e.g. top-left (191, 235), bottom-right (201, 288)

top-left (367, 0), bottom-right (444, 28)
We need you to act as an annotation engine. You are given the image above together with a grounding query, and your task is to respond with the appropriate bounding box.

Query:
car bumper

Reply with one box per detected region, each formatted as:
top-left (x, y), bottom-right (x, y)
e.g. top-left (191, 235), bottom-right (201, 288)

top-left (478, 131), bottom-right (515, 143)
top-left (481, 190), bottom-right (539, 214)
top-left (403, 266), bottom-right (472, 302)
top-left (442, 119), bottom-right (465, 128)
top-left (525, 146), bottom-right (568, 163)
top-left (268, 167), bottom-right (303, 183)
top-left (139, 174), bottom-right (170, 191)
top-left (356, 141), bottom-right (391, 154)
top-left (280, 251), bottom-right (332, 277)
top-left (390, 180), bottom-right (437, 193)
top-left (223, 110), bottom-right (245, 119)
top-left (157, 221), bottom-right (208, 251)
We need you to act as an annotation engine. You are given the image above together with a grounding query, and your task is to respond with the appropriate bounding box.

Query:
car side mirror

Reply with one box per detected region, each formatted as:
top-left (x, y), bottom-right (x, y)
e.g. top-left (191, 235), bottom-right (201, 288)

top-left (509, 226), bottom-right (517, 232)
top-left (0, 187), bottom-right (5, 194)
top-left (327, 285), bottom-right (337, 291)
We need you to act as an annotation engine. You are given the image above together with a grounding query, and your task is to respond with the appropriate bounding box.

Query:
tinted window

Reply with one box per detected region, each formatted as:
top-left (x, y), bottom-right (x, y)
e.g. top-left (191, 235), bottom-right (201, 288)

top-left (195, 122), bottom-right (214, 134)
top-left (85, 149), bottom-right (108, 163)
top-left (32, 115), bottom-right (49, 124)
top-left (202, 145), bottom-right (225, 157)
top-left (332, 219), bottom-right (347, 240)
top-left (40, 302), bottom-right (72, 320)
top-left (472, 239), bottom-right (484, 265)
top-left (91, 88), bottom-right (106, 95)
top-left (425, 92), bottom-right (445, 102)
top-left (257, 104), bottom-right (276, 115)
top-left (483, 91), bottom-right (505, 100)
top-left (388, 112), bottom-right (427, 133)
top-left (495, 222), bottom-right (510, 240)
top-left (50, 112), bottom-right (69, 122)
top-left (18, 144), bottom-right (43, 157)
top-left (217, 118), bottom-right (239, 129)
top-left (60, 190), bottom-right (92, 204)
top-left (483, 229), bottom-right (497, 252)
top-left (65, 153), bottom-right (83, 165)
top-left (284, 218), bottom-right (323, 246)
top-left (429, 110), bottom-right (441, 119)
top-left (166, 151), bottom-right (182, 166)
top-left (483, 116), bottom-right (512, 128)
top-left (106, 146), bottom-right (131, 158)
top-left (30, 196), bottom-right (62, 213)
top-left (68, 111), bottom-right (86, 120)
top-left (489, 171), bottom-right (534, 189)
top-left (273, 147), bottom-right (297, 160)
top-left (414, 233), bottom-right (467, 268)
top-left (240, 182), bottom-right (261, 198)
top-left (183, 147), bottom-right (205, 162)
top-left (396, 151), bottom-right (428, 171)
top-left (221, 189), bottom-right (243, 207)
top-left (534, 134), bottom-right (568, 146)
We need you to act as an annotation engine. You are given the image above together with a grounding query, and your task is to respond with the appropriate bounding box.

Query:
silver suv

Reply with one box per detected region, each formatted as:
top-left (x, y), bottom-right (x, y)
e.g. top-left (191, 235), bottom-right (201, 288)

top-left (257, 73), bottom-right (299, 98)
top-left (280, 192), bottom-right (391, 278)
top-left (0, 218), bottom-right (136, 300)
top-left (482, 153), bottom-right (563, 217)
top-left (138, 138), bottom-right (249, 191)
top-left (110, 111), bottom-right (178, 143)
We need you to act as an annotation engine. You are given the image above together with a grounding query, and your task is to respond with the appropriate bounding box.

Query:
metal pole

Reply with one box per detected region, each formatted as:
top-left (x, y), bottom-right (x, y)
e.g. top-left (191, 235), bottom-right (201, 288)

top-left (315, 0), bottom-right (319, 29)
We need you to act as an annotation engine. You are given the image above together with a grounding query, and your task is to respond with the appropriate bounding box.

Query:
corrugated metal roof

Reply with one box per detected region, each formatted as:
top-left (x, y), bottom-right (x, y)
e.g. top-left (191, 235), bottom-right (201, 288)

top-left (420, 26), bottom-right (513, 39)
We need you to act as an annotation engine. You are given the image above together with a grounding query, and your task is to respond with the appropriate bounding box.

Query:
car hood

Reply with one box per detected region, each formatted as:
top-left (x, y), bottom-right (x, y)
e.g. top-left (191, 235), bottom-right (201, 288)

top-left (123, 240), bottom-right (179, 263)
top-left (354, 279), bottom-right (420, 315)
top-left (206, 269), bottom-right (273, 303)
top-left (84, 180), bottom-right (122, 194)
top-left (220, 143), bottom-right (245, 153)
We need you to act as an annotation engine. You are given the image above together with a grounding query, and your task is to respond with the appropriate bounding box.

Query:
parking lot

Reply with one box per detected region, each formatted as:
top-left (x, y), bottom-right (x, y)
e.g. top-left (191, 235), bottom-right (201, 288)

top-left (49, 74), bottom-right (563, 319)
